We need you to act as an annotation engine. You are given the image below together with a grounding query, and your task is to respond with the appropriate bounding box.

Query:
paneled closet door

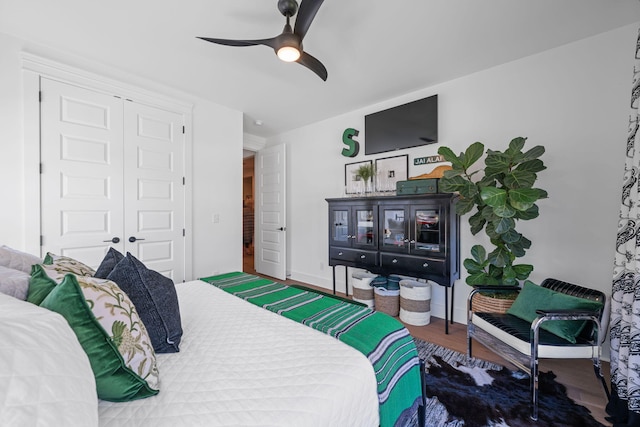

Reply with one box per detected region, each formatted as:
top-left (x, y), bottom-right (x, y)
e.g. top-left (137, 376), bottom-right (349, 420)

top-left (40, 78), bottom-right (185, 280)
top-left (123, 101), bottom-right (185, 280)
top-left (40, 78), bottom-right (126, 266)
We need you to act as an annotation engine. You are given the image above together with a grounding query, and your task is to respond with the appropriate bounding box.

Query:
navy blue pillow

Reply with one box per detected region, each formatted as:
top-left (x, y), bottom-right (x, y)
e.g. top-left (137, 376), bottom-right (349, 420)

top-left (107, 253), bottom-right (182, 353)
top-left (94, 247), bottom-right (125, 279)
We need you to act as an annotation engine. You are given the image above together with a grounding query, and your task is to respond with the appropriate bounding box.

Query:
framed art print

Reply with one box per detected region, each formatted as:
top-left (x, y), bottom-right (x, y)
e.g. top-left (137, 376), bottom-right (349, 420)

top-left (345, 160), bottom-right (372, 194)
top-left (375, 155), bottom-right (408, 192)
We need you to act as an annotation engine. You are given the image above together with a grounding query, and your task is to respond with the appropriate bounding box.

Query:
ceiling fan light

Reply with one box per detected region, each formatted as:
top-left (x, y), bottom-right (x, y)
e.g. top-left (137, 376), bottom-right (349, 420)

top-left (277, 46), bottom-right (300, 62)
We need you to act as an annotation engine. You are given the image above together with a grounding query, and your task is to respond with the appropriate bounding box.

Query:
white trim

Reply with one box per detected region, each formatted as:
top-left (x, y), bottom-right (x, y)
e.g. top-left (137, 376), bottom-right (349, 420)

top-left (243, 133), bottom-right (267, 152)
top-left (21, 53), bottom-right (194, 279)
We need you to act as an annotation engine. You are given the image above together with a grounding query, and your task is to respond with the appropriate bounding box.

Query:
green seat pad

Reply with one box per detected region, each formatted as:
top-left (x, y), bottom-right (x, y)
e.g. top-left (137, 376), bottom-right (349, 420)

top-left (506, 281), bottom-right (603, 343)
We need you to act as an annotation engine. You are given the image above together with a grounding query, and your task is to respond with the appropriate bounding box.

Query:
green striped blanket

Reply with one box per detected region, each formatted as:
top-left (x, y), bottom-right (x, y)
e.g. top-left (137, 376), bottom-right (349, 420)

top-left (200, 272), bottom-right (422, 427)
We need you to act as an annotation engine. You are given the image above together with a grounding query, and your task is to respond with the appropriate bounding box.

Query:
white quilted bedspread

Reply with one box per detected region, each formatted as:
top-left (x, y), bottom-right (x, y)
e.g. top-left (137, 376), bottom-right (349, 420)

top-left (98, 280), bottom-right (379, 427)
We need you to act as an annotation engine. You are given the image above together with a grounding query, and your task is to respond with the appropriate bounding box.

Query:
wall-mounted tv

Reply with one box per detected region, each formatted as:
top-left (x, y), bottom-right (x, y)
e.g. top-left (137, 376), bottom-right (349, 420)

top-left (364, 94), bottom-right (438, 155)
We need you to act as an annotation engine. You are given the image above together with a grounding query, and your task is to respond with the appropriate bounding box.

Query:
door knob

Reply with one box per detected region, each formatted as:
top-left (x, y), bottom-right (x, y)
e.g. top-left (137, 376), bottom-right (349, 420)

top-left (128, 236), bottom-right (145, 243)
top-left (103, 237), bottom-right (120, 244)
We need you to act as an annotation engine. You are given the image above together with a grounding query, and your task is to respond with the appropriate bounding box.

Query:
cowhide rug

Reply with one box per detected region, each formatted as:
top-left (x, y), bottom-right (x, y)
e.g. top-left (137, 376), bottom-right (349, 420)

top-left (408, 339), bottom-right (605, 427)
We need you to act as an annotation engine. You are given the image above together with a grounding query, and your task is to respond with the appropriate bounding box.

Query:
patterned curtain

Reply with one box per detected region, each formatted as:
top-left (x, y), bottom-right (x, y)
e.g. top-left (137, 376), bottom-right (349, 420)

top-left (609, 26), bottom-right (640, 427)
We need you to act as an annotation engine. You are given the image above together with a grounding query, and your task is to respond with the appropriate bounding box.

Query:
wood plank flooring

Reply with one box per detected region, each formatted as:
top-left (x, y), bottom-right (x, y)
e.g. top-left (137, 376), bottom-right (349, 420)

top-left (243, 256), bottom-right (611, 426)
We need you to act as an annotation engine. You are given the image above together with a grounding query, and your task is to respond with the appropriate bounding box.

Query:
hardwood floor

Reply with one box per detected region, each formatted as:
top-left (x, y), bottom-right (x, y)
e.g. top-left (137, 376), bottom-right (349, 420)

top-left (243, 255), bottom-right (611, 426)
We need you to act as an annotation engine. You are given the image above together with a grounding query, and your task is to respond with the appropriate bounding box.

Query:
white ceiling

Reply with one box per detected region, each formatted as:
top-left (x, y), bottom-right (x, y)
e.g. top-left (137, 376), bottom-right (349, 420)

top-left (1, 0), bottom-right (639, 139)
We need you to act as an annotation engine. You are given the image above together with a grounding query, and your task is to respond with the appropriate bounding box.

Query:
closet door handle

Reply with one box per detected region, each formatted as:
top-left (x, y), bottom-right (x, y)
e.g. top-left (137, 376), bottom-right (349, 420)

top-left (128, 236), bottom-right (145, 243)
top-left (103, 237), bottom-right (120, 244)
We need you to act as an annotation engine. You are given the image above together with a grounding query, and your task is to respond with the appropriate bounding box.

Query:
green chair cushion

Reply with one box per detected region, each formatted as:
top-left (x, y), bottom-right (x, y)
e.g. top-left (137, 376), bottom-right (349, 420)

top-left (506, 281), bottom-right (603, 343)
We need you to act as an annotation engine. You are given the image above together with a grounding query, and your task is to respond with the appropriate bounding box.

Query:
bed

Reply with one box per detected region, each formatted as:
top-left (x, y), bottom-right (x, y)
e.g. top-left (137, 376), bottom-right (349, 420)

top-left (0, 246), bottom-right (422, 427)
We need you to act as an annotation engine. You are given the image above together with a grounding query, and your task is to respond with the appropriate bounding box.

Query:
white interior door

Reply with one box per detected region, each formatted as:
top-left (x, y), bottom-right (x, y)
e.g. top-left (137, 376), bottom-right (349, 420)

top-left (40, 78), bottom-right (186, 279)
top-left (123, 101), bottom-right (185, 280)
top-left (255, 144), bottom-right (287, 280)
top-left (40, 78), bottom-right (125, 266)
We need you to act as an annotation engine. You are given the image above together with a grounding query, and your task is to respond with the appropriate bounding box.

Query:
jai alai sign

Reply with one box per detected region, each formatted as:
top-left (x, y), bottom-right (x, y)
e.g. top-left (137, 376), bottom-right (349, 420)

top-left (414, 155), bottom-right (445, 165)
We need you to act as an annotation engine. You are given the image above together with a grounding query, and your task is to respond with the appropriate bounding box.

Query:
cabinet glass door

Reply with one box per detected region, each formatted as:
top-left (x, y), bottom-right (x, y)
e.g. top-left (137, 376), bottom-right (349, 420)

top-left (354, 208), bottom-right (375, 247)
top-left (414, 208), bottom-right (442, 253)
top-left (381, 207), bottom-right (407, 251)
top-left (332, 210), bottom-right (349, 243)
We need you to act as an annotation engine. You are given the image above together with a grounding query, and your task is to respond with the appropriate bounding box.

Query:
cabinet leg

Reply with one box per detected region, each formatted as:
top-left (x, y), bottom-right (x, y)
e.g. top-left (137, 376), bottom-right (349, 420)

top-left (445, 287), bottom-right (449, 334)
top-left (450, 283), bottom-right (455, 326)
top-left (332, 266), bottom-right (336, 295)
top-left (345, 266), bottom-right (349, 297)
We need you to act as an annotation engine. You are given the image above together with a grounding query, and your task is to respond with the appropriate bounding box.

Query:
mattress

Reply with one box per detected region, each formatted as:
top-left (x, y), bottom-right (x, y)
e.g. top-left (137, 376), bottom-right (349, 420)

top-left (98, 280), bottom-right (379, 427)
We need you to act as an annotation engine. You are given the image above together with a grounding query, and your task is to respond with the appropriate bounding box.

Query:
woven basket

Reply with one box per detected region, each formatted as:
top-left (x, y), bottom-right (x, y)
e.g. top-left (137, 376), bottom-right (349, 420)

top-left (374, 288), bottom-right (400, 317)
top-left (471, 292), bottom-right (516, 314)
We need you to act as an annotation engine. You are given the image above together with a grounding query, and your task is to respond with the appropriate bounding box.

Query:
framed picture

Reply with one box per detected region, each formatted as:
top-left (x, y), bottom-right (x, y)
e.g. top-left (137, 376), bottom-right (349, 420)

top-left (375, 154), bottom-right (408, 192)
top-left (345, 160), bottom-right (373, 194)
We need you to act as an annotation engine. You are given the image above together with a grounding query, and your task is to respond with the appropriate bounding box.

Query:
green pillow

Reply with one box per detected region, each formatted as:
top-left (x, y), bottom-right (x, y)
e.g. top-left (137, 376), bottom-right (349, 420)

top-left (507, 281), bottom-right (603, 343)
top-left (27, 264), bottom-right (59, 305)
top-left (40, 273), bottom-right (160, 401)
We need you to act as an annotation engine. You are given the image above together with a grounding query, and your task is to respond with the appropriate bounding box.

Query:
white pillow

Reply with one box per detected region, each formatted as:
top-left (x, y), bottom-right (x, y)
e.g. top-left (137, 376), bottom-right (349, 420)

top-left (0, 292), bottom-right (99, 426)
top-left (0, 245), bottom-right (42, 274)
top-left (0, 266), bottom-right (30, 300)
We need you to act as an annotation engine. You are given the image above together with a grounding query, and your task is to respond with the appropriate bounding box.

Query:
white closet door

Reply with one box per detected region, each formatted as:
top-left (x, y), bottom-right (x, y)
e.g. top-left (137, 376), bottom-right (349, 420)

top-left (40, 78), bottom-right (186, 280)
top-left (40, 78), bottom-right (125, 266)
top-left (123, 102), bottom-right (185, 280)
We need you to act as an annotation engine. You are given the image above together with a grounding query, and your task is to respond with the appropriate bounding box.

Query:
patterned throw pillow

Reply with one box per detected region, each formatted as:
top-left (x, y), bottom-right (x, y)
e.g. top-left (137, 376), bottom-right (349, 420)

top-left (28, 254), bottom-right (98, 305)
top-left (94, 247), bottom-right (125, 279)
top-left (107, 253), bottom-right (183, 353)
top-left (43, 252), bottom-right (96, 276)
top-left (40, 274), bottom-right (160, 401)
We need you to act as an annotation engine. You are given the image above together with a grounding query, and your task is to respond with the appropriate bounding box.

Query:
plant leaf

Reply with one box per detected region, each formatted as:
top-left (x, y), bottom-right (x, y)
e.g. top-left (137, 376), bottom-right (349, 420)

top-left (470, 244), bottom-right (487, 263)
top-left (463, 142), bottom-right (485, 169)
top-left (514, 204), bottom-right (539, 220)
top-left (508, 188), bottom-right (540, 211)
top-left (455, 196), bottom-right (476, 216)
top-left (437, 146), bottom-right (463, 169)
top-left (504, 170), bottom-right (536, 189)
top-left (515, 159), bottom-right (546, 173)
top-left (487, 246), bottom-right (511, 268)
top-left (513, 263), bottom-right (534, 280)
top-left (521, 145), bottom-right (545, 161)
top-left (508, 137), bottom-right (527, 153)
top-left (492, 216), bottom-right (515, 234)
top-left (469, 210), bottom-right (486, 235)
top-left (493, 203), bottom-right (516, 218)
top-left (464, 258), bottom-right (485, 273)
top-left (466, 272), bottom-right (500, 286)
top-left (480, 186), bottom-right (507, 207)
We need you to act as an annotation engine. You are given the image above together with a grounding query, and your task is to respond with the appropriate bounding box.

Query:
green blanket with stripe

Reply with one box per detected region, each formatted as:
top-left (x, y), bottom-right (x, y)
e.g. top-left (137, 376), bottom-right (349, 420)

top-left (200, 272), bottom-right (422, 427)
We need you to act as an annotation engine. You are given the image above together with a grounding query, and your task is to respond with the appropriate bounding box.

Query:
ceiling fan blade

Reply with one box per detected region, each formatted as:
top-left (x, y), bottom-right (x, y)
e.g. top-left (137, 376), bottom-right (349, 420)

top-left (294, 0), bottom-right (324, 40)
top-left (197, 37), bottom-right (277, 49)
top-left (297, 51), bottom-right (327, 81)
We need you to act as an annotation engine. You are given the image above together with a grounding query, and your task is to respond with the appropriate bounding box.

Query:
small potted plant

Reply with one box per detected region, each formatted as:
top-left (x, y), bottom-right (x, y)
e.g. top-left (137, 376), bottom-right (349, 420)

top-left (437, 137), bottom-right (547, 311)
top-left (356, 163), bottom-right (375, 194)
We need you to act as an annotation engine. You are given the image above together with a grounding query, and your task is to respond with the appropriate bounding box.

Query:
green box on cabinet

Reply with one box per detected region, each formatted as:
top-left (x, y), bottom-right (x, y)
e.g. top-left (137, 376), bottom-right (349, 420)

top-left (396, 179), bottom-right (438, 195)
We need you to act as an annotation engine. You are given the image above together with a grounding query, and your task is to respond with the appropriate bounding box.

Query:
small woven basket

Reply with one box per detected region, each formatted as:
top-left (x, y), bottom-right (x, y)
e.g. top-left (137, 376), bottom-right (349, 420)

top-left (374, 287), bottom-right (400, 317)
top-left (471, 292), bottom-right (515, 314)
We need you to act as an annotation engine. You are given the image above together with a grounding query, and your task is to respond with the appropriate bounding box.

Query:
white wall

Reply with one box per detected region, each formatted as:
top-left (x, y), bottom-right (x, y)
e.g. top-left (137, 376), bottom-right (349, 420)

top-left (268, 23), bottom-right (638, 330)
top-left (0, 31), bottom-right (244, 279)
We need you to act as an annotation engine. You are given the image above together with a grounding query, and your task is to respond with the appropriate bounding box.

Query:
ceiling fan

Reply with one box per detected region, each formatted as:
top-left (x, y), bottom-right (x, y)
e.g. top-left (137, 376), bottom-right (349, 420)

top-left (198, 0), bottom-right (327, 81)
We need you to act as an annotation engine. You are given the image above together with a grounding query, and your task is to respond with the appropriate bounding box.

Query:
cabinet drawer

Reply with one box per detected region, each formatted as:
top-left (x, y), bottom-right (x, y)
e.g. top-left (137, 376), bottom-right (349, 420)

top-left (380, 253), bottom-right (445, 276)
top-left (330, 247), bottom-right (377, 265)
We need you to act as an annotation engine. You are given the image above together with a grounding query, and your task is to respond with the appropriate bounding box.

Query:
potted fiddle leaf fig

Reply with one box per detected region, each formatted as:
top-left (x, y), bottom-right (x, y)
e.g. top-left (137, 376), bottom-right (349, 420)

top-left (437, 137), bottom-right (547, 295)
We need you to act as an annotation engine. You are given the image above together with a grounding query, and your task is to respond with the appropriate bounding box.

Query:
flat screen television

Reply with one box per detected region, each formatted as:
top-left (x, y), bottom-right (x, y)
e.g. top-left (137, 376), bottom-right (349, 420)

top-left (364, 94), bottom-right (438, 155)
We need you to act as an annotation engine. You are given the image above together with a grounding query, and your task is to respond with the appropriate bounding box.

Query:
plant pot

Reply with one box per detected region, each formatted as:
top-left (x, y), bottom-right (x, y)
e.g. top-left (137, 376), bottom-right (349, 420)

top-left (471, 292), bottom-right (516, 314)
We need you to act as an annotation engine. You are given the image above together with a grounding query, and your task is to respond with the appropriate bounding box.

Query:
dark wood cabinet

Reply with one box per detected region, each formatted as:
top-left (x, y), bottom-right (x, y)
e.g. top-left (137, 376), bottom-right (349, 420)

top-left (327, 194), bottom-right (460, 332)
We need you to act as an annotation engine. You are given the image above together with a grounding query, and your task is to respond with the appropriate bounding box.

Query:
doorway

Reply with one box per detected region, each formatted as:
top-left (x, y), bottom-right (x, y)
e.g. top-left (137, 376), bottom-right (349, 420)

top-left (243, 153), bottom-right (255, 273)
